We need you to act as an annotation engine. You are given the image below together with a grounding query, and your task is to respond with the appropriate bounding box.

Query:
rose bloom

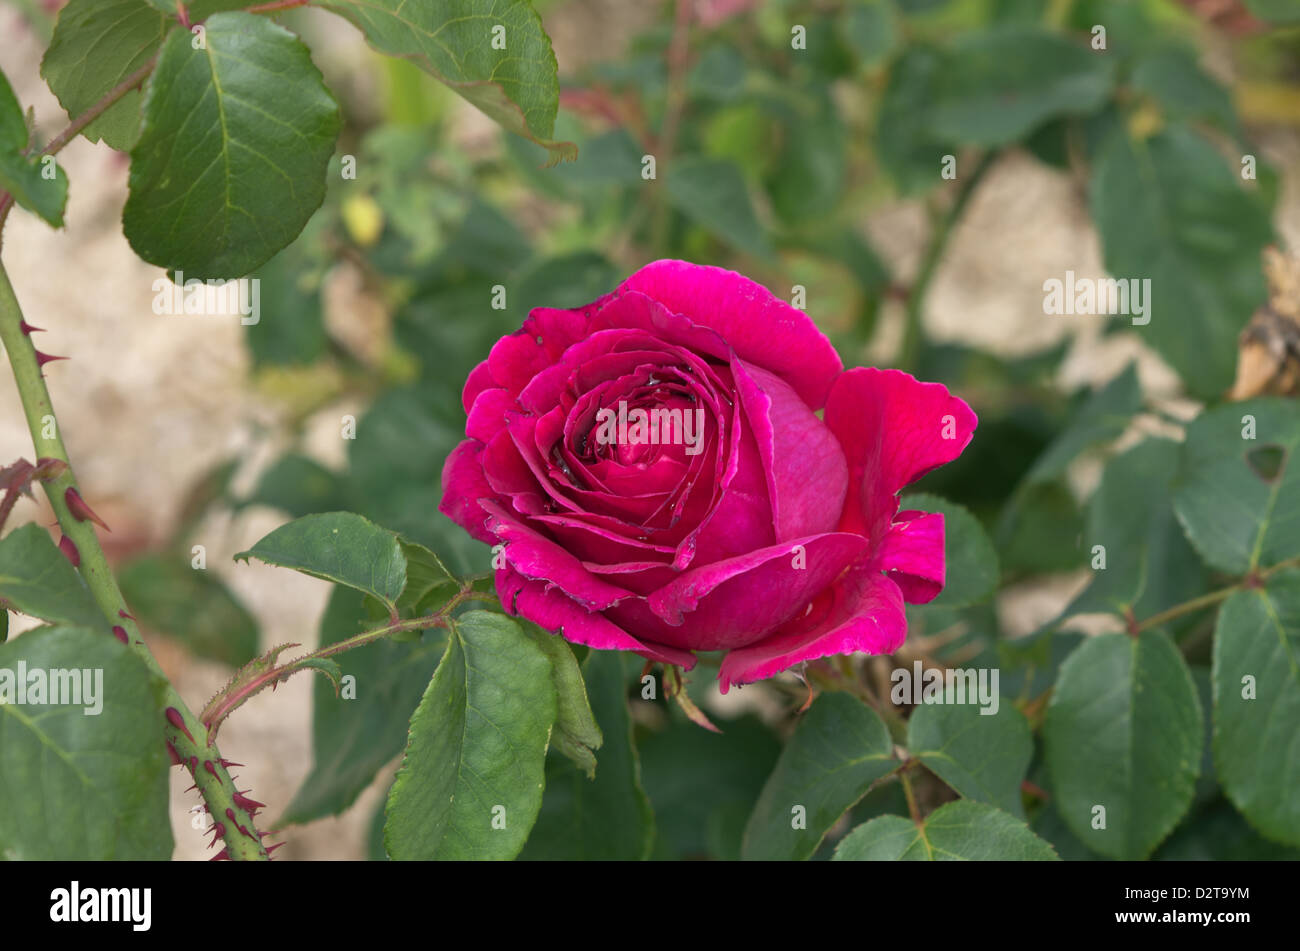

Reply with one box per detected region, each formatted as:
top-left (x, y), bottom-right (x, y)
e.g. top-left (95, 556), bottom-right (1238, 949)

top-left (440, 261), bottom-right (976, 691)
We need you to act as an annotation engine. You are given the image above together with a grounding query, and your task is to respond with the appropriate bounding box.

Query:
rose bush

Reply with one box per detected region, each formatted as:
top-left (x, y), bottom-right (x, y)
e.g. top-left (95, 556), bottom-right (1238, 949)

top-left (441, 261), bottom-right (977, 689)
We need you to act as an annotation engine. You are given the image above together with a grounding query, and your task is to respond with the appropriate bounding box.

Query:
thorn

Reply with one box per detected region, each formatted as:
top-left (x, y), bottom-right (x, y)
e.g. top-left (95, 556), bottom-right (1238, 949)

top-left (188, 755), bottom-right (198, 774)
top-left (164, 707), bottom-right (195, 744)
top-left (18, 320), bottom-right (42, 335)
top-left (265, 842), bottom-right (285, 856)
top-left (166, 741), bottom-right (182, 766)
top-left (57, 535), bottom-right (80, 567)
top-left (204, 760), bottom-right (218, 778)
top-left (64, 487), bottom-right (110, 531)
top-left (183, 783), bottom-right (197, 793)
top-left (34, 350), bottom-right (68, 370)
top-left (219, 759), bottom-right (244, 769)
top-left (111, 625), bottom-right (129, 644)
top-left (210, 848), bottom-right (230, 861)
top-left (233, 791), bottom-right (265, 816)
top-left (118, 609), bottom-right (136, 620)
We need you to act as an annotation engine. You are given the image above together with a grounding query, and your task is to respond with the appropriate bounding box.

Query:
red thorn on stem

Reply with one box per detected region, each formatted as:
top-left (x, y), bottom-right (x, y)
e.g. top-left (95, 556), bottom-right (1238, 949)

top-left (183, 783), bottom-right (197, 793)
top-left (204, 760), bottom-right (218, 778)
top-left (225, 808), bottom-right (237, 822)
top-left (18, 320), bottom-right (42, 335)
top-left (34, 351), bottom-right (68, 369)
top-left (188, 755), bottom-right (198, 774)
top-left (265, 842), bottom-right (285, 857)
top-left (118, 609), bottom-right (136, 620)
top-left (233, 791), bottom-right (265, 816)
top-left (210, 848), bottom-right (230, 861)
top-left (164, 706), bottom-right (195, 743)
top-left (218, 759), bottom-right (244, 769)
top-left (111, 625), bottom-right (129, 644)
top-left (166, 741), bottom-right (182, 766)
top-left (57, 535), bottom-right (80, 567)
top-left (64, 487), bottom-right (110, 531)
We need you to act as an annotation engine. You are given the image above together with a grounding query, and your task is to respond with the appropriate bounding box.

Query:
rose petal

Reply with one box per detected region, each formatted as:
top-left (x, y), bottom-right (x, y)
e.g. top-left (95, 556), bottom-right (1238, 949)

top-left (616, 261), bottom-right (844, 408)
top-left (438, 440), bottom-right (497, 544)
top-left (874, 510), bottom-right (945, 604)
top-left (497, 567), bottom-right (696, 667)
top-left (483, 500), bottom-right (633, 610)
top-left (732, 357), bottom-right (847, 541)
top-left (717, 568), bottom-right (906, 692)
top-left (824, 367), bottom-right (977, 542)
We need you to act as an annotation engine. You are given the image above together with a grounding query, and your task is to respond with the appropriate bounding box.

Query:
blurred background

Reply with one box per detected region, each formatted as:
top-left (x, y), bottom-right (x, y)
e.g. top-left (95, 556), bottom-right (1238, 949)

top-left (0, 0), bottom-right (1297, 858)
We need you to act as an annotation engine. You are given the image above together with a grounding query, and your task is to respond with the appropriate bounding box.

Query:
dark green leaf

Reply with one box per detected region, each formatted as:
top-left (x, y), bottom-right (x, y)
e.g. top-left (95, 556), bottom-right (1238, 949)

top-left (282, 586), bottom-right (446, 823)
top-left (1173, 398), bottom-right (1300, 575)
top-left (317, 0), bottom-right (574, 163)
top-left (123, 12), bottom-right (341, 277)
top-left (666, 157), bottom-right (771, 258)
top-left (908, 693), bottom-right (1032, 817)
top-left (1090, 128), bottom-right (1273, 397)
top-left (0, 626), bottom-right (172, 859)
top-left (40, 0), bottom-right (167, 150)
top-left (0, 524), bottom-right (105, 631)
top-left (519, 650), bottom-right (654, 859)
top-left (384, 610), bottom-right (556, 859)
top-left (1212, 569), bottom-right (1300, 846)
top-left (741, 693), bottom-right (896, 860)
top-left (1043, 631), bottom-right (1202, 859)
top-left (235, 511), bottom-right (407, 616)
top-left (1023, 364), bottom-right (1140, 485)
top-left (834, 800), bottom-right (1059, 860)
top-left (0, 152), bottom-right (68, 227)
top-left (930, 27), bottom-right (1115, 146)
top-left (523, 626), bottom-right (602, 777)
top-left (118, 553), bottom-right (258, 666)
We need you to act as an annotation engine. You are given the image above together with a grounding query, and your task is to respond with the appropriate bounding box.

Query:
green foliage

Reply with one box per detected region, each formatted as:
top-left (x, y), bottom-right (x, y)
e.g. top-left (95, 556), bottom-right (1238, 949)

top-left (0, 626), bottom-right (172, 859)
top-left (834, 800), bottom-right (1059, 861)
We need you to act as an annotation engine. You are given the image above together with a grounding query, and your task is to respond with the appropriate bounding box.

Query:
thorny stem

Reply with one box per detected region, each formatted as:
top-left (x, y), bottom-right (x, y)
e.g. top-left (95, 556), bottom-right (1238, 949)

top-left (201, 585), bottom-right (495, 739)
top-left (0, 263), bottom-right (269, 860)
top-left (897, 150), bottom-right (1001, 373)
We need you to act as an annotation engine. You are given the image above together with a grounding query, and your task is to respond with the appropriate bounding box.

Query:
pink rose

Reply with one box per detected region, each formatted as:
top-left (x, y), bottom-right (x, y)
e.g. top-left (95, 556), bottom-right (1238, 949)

top-left (440, 261), bottom-right (977, 691)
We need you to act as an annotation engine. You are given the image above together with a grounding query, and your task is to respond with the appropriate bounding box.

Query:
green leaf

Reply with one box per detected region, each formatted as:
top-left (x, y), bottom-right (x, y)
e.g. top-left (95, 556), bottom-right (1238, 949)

top-left (519, 650), bottom-right (654, 859)
top-left (666, 157), bottom-right (772, 259)
top-left (1173, 398), bottom-right (1300, 575)
top-left (903, 492), bottom-right (998, 607)
top-left (1090, 127), bottom-right (1273, 398)
top-left (384, 610), bottom-right (556, 859)
top-left (40, 0), bottom-right (168, 150)
top-left (833, 800), bottom-right (1059, 860)
top-left (0, 67), bottom-right (29, 152)
top-left (1243, 0), bottom-right (1300, 24)
top-left (235, 512), bottom-right (407, 616)
top-left (875, 46), bottom-right (949, 194)
top-left (523, 626), bottom-right (602, 777)
top-left (1024, 364), bottom-right (1140, 485)
top-left (930, 27), bottom-right (1115, 146)
top-left (0, 524), bottom-right (105, 631)
top-left (639, 713), bottom-right (780, 860)
top-left (245, 241), bottom-right (328, 367)
top-left (118, 553), bottom-right (258, 666)
top-left (1043, 631), bottom-right (1202, 859)
top-left (393, 540), bottom-right (458, 617)
top-left (1063, 438), bottom-right (1207, 620)
top-left (1130, 46), bottom-right (1238, 134)
top-left (123, 11), bottom-right (342, 277)
top-left (0, 626), bottom-right (172, 859)
top-left (282, 586), bottom-right (446, 824)
top-left (243, 454), bottom-right (348, 519)
top-left (317, 0), bottom-right (574, 164)
top-left (843, 0), bottom-right (899, 68)
top-left (1211, 569), bottom-right (1300, 846)
top-left (907, 694), bottom-right (1032, 818)
top-left (741, 693), bottom-right (896, 860)
top-left (0, 152), bottom-right (68, 227)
